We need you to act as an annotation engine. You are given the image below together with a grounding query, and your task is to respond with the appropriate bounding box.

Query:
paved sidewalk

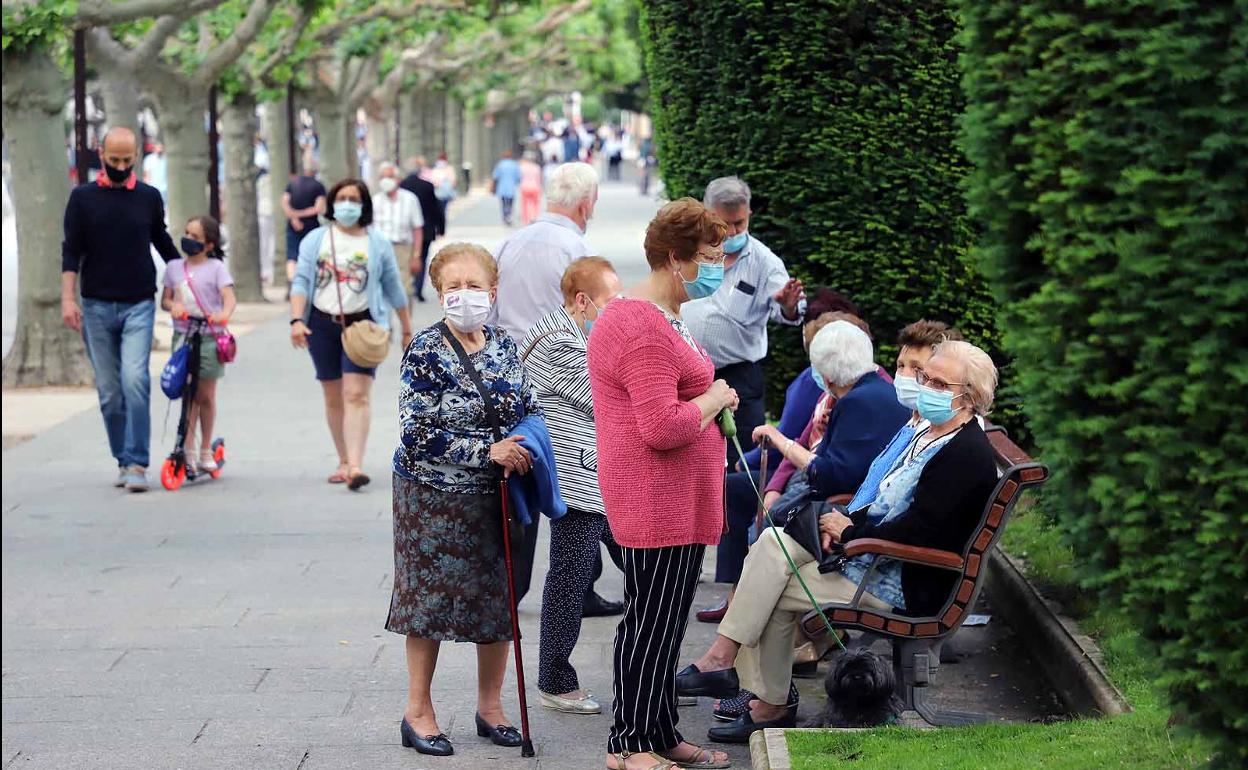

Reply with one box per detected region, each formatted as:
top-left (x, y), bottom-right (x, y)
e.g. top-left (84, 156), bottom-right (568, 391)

top-left (1, 183), bottom-right (755, 770)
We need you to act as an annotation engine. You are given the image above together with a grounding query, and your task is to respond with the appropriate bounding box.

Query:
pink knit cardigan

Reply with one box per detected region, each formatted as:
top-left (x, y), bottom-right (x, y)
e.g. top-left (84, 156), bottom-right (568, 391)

top-left (586, 299), bottom-right (726, 548)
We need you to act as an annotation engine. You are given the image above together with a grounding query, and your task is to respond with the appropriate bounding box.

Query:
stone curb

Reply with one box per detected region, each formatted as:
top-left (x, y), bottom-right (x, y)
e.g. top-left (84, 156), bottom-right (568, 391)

top-left (986, 549), bottom-right (1131, 717)
top-left (751, 727), bottom-right (869, 770)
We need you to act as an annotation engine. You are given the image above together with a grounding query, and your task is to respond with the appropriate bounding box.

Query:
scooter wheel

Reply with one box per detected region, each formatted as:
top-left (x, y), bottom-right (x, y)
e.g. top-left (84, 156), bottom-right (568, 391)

top-left (210, 438), bottom-right (225, 478)
top-left (161, 458), bottom-right (186, 491)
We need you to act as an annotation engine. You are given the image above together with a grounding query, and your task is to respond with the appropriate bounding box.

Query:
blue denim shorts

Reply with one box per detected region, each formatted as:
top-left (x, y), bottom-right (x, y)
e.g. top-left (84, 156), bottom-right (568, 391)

top-left (306, 307), bottom-right (377, 380)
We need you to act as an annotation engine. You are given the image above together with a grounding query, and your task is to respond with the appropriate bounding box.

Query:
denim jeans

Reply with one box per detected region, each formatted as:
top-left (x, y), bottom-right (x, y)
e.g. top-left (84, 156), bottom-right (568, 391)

top-left (81, 298), bottom-right (156, 468)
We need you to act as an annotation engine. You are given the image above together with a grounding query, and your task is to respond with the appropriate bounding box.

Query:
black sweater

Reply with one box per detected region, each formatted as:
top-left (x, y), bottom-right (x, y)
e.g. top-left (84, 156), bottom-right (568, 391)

top-left (61, 180), bottom-right (180, 302)
top-left (400, 173), bottom-right (446, 239)
top-left (840, 420), bottom-right (999, 618)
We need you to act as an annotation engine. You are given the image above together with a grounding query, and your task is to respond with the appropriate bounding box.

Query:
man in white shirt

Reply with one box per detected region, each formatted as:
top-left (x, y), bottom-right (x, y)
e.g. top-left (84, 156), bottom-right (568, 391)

top-left (371, 162), bottom-right (424, 305)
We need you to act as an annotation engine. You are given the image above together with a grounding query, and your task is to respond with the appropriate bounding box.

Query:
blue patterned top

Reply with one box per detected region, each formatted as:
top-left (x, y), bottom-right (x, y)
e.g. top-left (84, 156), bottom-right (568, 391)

top-left (839, 425), bottom-right (957, 610)
top-left (393, 324), bottom-right (542, 493)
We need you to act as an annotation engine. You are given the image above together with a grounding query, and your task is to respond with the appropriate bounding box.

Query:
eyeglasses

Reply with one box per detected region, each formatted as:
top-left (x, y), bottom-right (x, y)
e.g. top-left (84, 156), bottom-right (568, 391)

top-left (694, 248), bottom-right (726, 265)
top-left (915, 369), bottom-right (965, 392)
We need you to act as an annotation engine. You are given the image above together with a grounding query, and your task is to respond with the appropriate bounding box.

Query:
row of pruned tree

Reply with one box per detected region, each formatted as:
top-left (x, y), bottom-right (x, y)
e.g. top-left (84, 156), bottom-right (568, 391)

top-left (1, 0), bottom-right (639, 386)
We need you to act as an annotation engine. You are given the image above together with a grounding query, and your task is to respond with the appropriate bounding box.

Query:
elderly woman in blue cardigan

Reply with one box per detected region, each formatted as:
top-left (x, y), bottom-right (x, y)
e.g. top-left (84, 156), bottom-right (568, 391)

top-left (289, 177), bottom-right (412, 491)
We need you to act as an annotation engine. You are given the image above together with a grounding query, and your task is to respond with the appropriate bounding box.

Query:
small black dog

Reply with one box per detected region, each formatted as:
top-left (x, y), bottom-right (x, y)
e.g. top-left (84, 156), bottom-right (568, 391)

top-left (805, 648), bottom-right (902, 728)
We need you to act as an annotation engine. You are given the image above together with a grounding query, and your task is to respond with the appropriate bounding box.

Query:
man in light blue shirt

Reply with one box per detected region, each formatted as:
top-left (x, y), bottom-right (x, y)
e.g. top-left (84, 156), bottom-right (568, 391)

top-left (492, 149), bottom-right (524, 226)
top-left (684, 176), bottom-right (806, 465)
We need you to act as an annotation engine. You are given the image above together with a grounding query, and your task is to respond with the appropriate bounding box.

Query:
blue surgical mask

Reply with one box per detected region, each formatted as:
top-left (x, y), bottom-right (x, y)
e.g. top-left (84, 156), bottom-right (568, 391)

top-left (811, 367), bottom-right (827, 392)
top-left (722, 232), bottom-right (748, 254)
top-left (893, 374), bottom-right (921, 411)
top-left (583, 297), bottom-right (602, 334)
top-left (335, 201), bottom-right (363, 226)
top-left (680, 261), bottom-right (725, 300)
top-left (916, 385), bottom-right (964, 425)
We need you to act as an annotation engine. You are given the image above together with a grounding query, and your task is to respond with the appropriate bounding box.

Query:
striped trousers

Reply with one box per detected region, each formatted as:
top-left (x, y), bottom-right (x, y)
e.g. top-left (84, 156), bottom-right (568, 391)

top-left (607, 543), bottom-right (706, 754)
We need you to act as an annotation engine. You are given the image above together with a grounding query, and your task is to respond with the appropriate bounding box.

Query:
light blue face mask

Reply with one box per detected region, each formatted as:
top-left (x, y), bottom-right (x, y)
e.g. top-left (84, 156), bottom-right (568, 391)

top-left (916, 385), bottom-right (964, 425)
top-left (811, 367), bottom-right (828, 392)
top-left (722, 231), bottom-right (748, 254)
top-left (680, 261), bottom-right (725, 300)
top-left (893, 374), bottom-right (921, 410)
top-left (583, 297), bottom-right (602, 333)
top-left (335, 201), bottom-right (363, 226)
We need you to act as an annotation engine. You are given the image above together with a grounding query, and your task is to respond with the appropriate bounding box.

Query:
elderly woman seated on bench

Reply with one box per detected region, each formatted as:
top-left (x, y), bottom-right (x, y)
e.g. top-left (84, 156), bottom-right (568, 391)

top-left (676, 340), bottom-right (1001, 743)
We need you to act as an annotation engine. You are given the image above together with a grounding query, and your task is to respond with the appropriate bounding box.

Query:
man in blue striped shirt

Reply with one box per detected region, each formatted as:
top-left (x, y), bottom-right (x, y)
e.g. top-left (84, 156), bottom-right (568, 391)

top-left (684, 176), bottom-right (806, 465)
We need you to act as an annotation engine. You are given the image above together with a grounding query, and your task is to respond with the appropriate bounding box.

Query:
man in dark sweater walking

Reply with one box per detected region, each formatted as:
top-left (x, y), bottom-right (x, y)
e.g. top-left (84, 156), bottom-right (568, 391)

top-left (61, 127), bottom-right (180, 492)
top-left (400, 155), bottom-right (445, 304)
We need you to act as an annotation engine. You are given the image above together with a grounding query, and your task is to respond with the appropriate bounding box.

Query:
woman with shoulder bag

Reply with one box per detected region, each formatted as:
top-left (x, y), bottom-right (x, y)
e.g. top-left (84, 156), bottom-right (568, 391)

top-left (386, 242), bottom-right (543, 757)
top-left (290, 178), bottom-right (413, 490)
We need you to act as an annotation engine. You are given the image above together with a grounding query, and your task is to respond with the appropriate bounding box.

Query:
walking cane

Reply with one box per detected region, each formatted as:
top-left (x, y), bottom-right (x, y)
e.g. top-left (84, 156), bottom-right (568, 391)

top-left (753, 436), bottom-right (771, 536)
top-left (498, 478), bottom-right (536, 758)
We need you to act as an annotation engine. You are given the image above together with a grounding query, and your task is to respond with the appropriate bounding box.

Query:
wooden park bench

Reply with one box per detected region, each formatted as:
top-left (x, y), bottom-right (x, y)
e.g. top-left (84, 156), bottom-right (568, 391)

top-left (798, 425), bottom-right (1049, 726)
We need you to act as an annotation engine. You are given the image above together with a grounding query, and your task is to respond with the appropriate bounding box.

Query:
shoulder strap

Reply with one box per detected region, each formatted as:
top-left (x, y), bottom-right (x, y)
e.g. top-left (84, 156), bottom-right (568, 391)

top-left (329, 227), bottom-right (346, 327)
top-left (182, 267), bottom-right (222, 334)
top-left (520, 327), bottom-right (576, 362)
top-left (438, 321), bottom-right (504, 442)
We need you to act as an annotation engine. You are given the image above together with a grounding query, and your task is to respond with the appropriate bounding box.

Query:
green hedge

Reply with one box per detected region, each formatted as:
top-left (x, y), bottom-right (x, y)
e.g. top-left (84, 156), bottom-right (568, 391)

top-left (638, 0), bottom-right (1003, 422)
top-left (960, 1), bottom-right (1248, 763)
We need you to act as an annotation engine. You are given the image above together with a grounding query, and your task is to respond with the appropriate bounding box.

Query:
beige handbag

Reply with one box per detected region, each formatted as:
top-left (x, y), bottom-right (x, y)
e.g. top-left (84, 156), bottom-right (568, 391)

top-left (329, 228), bottom-right (390, 368)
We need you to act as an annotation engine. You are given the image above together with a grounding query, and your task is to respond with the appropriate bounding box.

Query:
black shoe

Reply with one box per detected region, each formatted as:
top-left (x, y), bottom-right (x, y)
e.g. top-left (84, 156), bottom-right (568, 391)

top-left (475, 713), bottom-right (522, 747)
top-left (400, 718), bottom-right (453, 756)
top-left (707, 710), bottom-right (797, 744)
top-left (582, 591), bottom-right (624, 618)
top-left (713, 682), bottom-right (800, 722)
top-left (676, 664), bottom-right (740, 699)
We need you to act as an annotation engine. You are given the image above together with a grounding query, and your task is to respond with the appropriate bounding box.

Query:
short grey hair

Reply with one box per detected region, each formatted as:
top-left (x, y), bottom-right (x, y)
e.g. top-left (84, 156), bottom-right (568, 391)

top-left (703, 176), bottom-right (751, 210)
top-left (809, 321), bottom-right (876, 389)
top-left (546, 162), bottom-right (599, 208)
top-left (377, 161), bottom-right (399, 176)
top-left (929, 340), bottom-right (998, 416)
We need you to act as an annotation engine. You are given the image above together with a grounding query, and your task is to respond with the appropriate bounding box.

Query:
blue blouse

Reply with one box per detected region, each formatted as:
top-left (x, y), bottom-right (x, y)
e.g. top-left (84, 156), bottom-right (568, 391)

top-left (393, 324), bottom-right (542, 493)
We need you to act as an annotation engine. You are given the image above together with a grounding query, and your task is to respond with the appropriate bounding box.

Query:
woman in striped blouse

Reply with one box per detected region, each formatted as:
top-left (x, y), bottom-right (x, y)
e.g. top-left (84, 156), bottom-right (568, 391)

top-left (521, 256), bottom-right (625, 716)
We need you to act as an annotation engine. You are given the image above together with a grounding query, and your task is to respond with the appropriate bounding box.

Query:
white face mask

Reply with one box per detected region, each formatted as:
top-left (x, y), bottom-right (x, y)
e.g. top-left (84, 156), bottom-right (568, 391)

top-left (378, 177), bottom-right (398, 194)
top-left (443, 289), bottom-right (492, 333)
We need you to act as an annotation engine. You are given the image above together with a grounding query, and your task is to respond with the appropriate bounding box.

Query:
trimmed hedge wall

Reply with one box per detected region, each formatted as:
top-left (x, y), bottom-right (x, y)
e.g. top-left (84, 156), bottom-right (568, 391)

top-left (638, 0), bottom-right (1003, 422)
top-left (961, 1), bottom-right (1248, 762)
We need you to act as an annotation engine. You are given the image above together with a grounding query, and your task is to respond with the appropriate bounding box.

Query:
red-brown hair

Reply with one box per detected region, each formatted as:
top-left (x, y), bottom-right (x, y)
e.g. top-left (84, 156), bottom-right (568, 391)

top-left (643, 197), bottom-right (728, 270)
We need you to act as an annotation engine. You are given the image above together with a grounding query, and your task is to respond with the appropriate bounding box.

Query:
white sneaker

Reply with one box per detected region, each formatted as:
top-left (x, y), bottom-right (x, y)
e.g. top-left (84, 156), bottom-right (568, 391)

top-left (115, 467), bottom-right (128, 488)
top-left (198, 449), bottom-right (218, 472)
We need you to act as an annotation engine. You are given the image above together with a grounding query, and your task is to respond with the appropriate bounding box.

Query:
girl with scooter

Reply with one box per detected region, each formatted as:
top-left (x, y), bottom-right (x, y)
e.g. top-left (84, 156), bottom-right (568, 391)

top-left (160, 215), bottom-right (236, 475)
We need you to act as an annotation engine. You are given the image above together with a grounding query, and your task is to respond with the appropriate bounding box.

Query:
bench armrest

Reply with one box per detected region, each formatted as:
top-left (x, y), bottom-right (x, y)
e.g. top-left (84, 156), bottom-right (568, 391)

top-left (841, 538), bottom-right (964, 571)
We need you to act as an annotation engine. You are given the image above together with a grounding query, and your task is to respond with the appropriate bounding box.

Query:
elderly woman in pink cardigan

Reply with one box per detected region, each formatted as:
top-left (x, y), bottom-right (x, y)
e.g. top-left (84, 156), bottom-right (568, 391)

top-left (587, 198), bottom-right (739, 770)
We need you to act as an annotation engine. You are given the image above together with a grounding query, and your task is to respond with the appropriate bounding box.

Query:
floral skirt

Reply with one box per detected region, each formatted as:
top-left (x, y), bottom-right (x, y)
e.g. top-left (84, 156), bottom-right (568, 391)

top-left (385, 473), bottom-right (512, 643)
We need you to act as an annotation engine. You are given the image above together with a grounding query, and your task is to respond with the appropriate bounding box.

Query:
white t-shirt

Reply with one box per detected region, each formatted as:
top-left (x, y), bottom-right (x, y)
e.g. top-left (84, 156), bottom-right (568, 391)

top-left (312, 228), bottom-right (371, 316)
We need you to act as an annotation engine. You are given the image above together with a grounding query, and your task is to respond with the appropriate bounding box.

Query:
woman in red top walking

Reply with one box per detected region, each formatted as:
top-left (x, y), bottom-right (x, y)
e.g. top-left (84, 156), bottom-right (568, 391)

top-left (587, 198), bottom-right (739, 770)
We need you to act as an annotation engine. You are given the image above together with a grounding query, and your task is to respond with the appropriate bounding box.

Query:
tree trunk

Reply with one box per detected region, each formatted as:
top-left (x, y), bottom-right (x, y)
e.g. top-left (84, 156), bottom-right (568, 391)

top-left (365, 108), bottom-right (390, 183)
top-left (262, 99), bottom-right (290, 286)
top-left (400, 89), bottom-right (422, 167)
top-left (1, 47), bottom-right (93, 386)
top-left (312, 95), bottom-right (351, 183)
top-left (446, 94), bottom-right (464, 191)
top-left (463, 111), bottom-right (484, 191)
top-left (222, 94), bottom-right (264, 302)
top-left (98, 73), bottom-right (143, 143)
top-left (428, 92), bottom-right (448, 159)
top-left (149, 80), bottom-right (210, 239)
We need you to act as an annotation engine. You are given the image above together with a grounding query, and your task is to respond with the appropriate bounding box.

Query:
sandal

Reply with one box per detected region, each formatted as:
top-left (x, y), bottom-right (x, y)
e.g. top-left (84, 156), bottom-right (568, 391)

top-left (328, 463), bottom-right (349, 484)
top-left (607, 751), bottom-right (678, 770)
top-left (659, 743), bottom-right (731, 769)
top-left (347, 470), bottom-right (371, 491)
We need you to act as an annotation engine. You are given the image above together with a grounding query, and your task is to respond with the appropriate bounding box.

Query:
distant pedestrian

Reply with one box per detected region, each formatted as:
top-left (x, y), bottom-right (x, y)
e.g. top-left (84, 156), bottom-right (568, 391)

top-left (604, 131), bottom-right (623, 181)
top-left (387, 243), bottom-right (539, 757)
top-left (518, 152), bottom-right (543, 226)
top-left (141, 143), bottom-right (168, 204)
top-left (400, 156), bottom-right (446, 304)
top-left (61, 126), bottom-right (180, 492)
top-left (683, 176), bottom-right (805, 468)
top-left (372, 162), bottom-right (425, 305)
top-left (160, 215), bottom-right (236, 474)
top-left (289, 178), bottom-right (413, 491)
top-left (282, 159), bottom-right (327, 284)
top-left (492, 162), bottom-right (620, 615)
top-left (429, 153), bottom-right (457, 220)
top-left (562, 127), bottom-right (581, 163)
top-left (491, 149), bottom-right (523, 227)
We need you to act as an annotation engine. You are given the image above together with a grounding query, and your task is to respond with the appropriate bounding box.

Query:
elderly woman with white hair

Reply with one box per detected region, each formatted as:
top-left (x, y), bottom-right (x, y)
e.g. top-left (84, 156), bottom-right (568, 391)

top-left (677, 339), bottom-right (1002, 744)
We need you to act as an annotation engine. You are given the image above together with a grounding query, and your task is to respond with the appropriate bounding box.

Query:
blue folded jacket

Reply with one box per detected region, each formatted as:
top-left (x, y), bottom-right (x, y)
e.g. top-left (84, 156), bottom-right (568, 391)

top-left (505, 415), bottom-right (568, 526)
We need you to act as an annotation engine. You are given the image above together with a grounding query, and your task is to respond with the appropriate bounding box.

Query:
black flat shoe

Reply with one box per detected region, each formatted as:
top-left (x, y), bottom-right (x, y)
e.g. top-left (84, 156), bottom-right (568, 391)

top-left (713, 682), bottom-right (800, 722)
top-left (475, 713), bottom-right (523, 747)
top-left (400, 718), bottom-right (453, 756)
top-left (676, 664), bottom-right (740, 699)
top-left (707, 710), bottom-right (797, 744)
top-left (582, 591), bottom-right (624, 617)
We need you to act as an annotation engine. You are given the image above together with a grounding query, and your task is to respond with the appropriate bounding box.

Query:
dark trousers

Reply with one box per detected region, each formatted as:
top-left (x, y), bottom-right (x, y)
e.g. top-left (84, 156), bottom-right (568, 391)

top-left (500, 196), bottom-right (516, 223)
top-left (515, 512), bottom-right (621, 604)
top-left (538, 509), bottom-right (624, 694)
top-left (718, 360), bottom-right (767, 467)
top-left (608, 543), bottom-right (705, 754)
top-left (715, 470), bottom-right (765, 584)
top-left (411, 235), bottom-right (434, 300)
